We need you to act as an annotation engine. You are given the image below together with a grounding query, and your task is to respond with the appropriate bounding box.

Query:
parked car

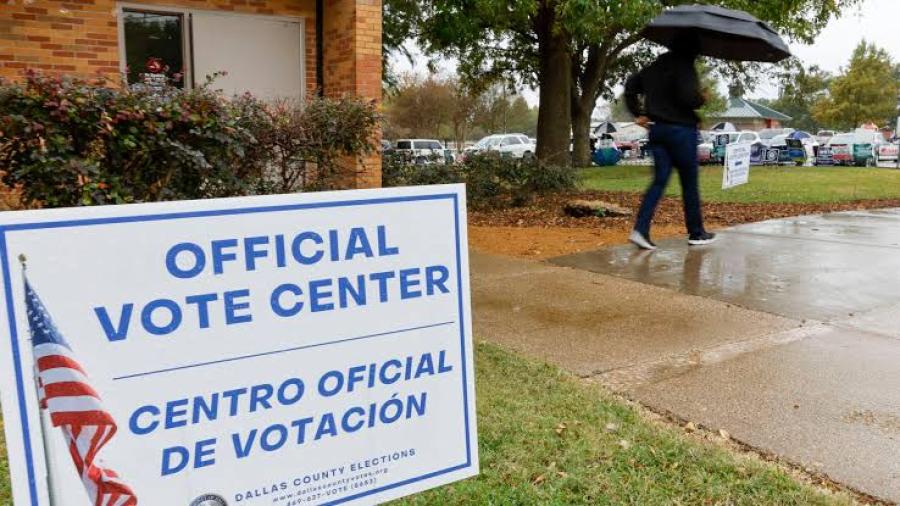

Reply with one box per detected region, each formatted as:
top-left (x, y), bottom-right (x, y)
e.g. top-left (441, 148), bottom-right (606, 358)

top-left (393, 139), bottom-right (453, 164)
top-left (698, 142), bottom-right (713, 164)
top-left (816, 130), bottom-right (836, 146)
top-left (697, 131), bottom-right (714, 164)
top-left (826, 133), bottom-right (854, 165)
top-left (766, 134), bottom-right (804, 165)
top-left (616, 140), bottom-right (642, 158)
top-left (466, 133), bottom-right (536, 159)
top-left (767, 131), bottom-right (817, 165)
top-left (875, 140), bottom-right (899, 164)
top-left (827, 131), bottom-right (882, 166)
top-left (736, 131), bottom-right (762, 145)
top-left (708, 131), bottom-right (759, 164)
top-left (758, 128), bottom-right (794, 146)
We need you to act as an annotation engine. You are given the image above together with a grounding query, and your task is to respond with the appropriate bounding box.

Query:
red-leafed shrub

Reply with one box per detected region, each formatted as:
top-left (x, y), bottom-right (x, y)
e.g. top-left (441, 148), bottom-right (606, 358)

top-left (0, 71), bottom-right (379, 207)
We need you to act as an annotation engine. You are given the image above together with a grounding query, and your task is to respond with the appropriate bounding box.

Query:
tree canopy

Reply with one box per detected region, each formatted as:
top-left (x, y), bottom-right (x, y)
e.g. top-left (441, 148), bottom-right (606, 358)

top-left (764, 62), bottom-right (832, 133)
top-left (813, 41), bottom-right (899, 131)
top-left (383, 75), bottom-right (538, 147)
top-left (388, 0), bottom-right (863, 165)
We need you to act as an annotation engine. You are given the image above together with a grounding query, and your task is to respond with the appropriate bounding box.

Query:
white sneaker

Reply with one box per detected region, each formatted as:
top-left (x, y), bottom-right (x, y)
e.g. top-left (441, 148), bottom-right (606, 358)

top-left (629, 230), bottom-right (657, 250)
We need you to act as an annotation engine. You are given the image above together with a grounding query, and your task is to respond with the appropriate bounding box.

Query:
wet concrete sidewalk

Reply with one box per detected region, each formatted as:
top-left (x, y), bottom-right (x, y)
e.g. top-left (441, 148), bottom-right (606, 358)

top-left (473, 209), bottom-right (900, 503)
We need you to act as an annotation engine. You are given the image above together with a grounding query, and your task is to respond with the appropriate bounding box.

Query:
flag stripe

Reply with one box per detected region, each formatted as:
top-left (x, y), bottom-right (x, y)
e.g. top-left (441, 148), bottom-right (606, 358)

top-left (36, 354), bottom-right (87, 375)
top-left (50, 409), bottom-right (116, 427)
top-left (43, 381), bottom-right (100, 400)
top-left (33, 342), bottom-right (73, 360)
top-left (39, 366), bottom-right (90, 386)
top-left (26, 279), bottom-right (138, 504)
top-left (46, 395), bottom-right (108, 415)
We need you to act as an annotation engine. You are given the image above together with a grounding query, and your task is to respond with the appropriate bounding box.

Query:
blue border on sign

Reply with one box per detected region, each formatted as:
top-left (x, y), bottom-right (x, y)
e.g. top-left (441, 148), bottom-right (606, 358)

top-left (0, 192), bottom-right (473, 506)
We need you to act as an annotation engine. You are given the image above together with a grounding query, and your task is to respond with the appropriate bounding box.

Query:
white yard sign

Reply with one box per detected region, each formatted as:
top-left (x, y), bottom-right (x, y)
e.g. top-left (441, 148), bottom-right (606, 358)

top-left (0, 185), bottom-right (478, 506)
top-left (722, 143), bottom-right (751, 189)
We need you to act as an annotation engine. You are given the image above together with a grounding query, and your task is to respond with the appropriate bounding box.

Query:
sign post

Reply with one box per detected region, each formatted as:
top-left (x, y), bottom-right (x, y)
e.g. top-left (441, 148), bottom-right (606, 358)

top-left (895, 94), bottom-right (900, 169)
top-left (0, 185), bottom-right (478, 506)
top-left (722, 143), bottom-right (751, 190)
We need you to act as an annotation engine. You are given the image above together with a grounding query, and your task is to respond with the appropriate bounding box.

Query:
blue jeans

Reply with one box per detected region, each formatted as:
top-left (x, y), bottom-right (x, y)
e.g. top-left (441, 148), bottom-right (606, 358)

top-left (634, 123), bottom-right (705, 237)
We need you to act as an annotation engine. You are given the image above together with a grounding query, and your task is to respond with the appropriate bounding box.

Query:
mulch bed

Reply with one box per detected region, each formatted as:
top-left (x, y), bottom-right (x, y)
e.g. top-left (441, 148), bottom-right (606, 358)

top-left (469, 190), bottom-right (900, 229)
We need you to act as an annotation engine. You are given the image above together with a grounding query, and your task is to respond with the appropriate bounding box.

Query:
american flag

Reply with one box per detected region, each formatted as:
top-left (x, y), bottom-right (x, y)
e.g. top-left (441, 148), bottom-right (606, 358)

top-left (26, 278), bottom-right (138, 506)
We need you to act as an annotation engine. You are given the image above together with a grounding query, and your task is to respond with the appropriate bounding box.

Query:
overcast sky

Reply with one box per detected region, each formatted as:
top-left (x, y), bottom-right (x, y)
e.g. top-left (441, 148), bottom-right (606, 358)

top-left (391, 0), bottom-right (900, 106)
top-left (756, 0), bottom-right (900, 97)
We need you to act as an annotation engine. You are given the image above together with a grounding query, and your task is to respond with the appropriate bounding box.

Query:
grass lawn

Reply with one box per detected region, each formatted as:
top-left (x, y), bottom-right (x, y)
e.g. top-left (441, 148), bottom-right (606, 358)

top-left (580, 165), bottom-right (900, 204)
top-left (0, 344), bottom-right (850, 505)
top-left (395, 343), bottom-right (848, 505)
top-left (0, 417), bottom-right (7, 503)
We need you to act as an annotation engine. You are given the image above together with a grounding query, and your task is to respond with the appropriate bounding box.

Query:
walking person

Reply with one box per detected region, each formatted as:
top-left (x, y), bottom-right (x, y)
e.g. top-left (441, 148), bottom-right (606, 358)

top-left (624, 34), bottom-right (716, 250)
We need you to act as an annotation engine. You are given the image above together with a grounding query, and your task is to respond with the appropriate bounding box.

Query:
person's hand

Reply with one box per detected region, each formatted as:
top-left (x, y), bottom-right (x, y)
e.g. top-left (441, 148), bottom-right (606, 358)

top-left (635, 115), bottom-right (650, 127)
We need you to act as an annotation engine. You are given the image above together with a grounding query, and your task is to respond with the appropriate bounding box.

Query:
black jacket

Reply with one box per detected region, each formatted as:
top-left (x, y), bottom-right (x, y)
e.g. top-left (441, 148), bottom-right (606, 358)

top-left (624, 51), bottom-right (705, 127)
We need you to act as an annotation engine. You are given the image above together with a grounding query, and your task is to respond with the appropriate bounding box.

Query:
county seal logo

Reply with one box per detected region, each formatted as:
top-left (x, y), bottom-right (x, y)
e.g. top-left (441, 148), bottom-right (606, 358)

top-left (190, 493), bottom-right (228, 506)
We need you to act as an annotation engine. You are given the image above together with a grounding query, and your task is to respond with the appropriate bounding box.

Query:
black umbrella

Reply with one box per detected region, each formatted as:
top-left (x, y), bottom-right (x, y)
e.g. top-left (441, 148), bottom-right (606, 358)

top-left (641, 5), bottom-right (791, 63)
top-left (594, 121), bottom-right (617, 134)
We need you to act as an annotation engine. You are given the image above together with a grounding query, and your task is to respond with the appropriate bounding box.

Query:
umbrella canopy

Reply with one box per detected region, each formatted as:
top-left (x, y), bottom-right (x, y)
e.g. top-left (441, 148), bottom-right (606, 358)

top-left (710, 121), bottom-right (737, 132)
top-left (787, 131), bottom-right (812, 141)
top-left (641, 5), bottom-right (790, 63)
top-left (593, 121), bottom-right (617, 134)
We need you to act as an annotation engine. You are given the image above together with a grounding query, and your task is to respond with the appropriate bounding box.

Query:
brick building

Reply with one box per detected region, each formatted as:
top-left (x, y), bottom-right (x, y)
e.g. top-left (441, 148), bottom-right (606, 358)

top-left (704, 84), bottom-right (791, 132)
top-left (705, 95), bottom-right (792, 132)
top-left (0, 0), bottom-right (382, 187)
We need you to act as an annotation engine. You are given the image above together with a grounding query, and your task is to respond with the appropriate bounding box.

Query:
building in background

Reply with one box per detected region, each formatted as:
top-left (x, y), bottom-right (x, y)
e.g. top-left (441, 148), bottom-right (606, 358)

top-left (0, 0), bottom-right (382, 188)
top-left (707, 87), bottom-right (792, 131)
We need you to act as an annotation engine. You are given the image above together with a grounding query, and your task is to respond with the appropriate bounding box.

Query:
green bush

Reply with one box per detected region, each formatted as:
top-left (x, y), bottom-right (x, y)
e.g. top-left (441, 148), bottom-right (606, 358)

top-left (236, 94), bottom-right (379, 193)
top-left (382, 154), bottom-right (464, 187)
top-left (0, 71), bottom-right (379, 207)
top-left (0, 72), bottom-right (257, 206)
top-left (383, 152), bottom-right (575, 208)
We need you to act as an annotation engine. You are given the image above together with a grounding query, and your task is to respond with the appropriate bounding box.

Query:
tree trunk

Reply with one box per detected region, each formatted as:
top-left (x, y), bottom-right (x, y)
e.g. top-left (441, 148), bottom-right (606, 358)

top-left (569, 35), bottom-right (642, 168)
top-left (571, 102), bottom-right (593, 167)
top-left (535, 4), bottom-right (572, 167)
top-left (570, 45), bottom-right (605, 168)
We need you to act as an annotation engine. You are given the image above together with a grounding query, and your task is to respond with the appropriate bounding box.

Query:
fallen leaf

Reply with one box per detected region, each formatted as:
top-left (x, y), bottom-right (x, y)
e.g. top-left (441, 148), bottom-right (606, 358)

top-left (604, 422), bottom-right (619, 433)
top-left (531, 474), bottom-right (545, 486)
top-left (719, 429), bottom-right (730, 440)
top-left (555, 422), bottom-right (567, 436)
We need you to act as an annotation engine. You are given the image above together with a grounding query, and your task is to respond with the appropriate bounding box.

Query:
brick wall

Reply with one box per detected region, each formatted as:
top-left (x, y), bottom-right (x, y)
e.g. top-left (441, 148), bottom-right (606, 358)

top-left (323, 0), bottom-right (382, 188)
top-left (1, 0), bottom-right (383, 188)
top-left (1, 0), bottom-right (317, 92)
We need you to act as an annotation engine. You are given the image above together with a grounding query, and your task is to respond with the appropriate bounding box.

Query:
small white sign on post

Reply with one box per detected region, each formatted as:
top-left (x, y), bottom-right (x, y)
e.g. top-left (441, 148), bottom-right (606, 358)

top-left (0, 185), bottom-right (478, 506)
top-left (722, 143), bottom-right (751, 189)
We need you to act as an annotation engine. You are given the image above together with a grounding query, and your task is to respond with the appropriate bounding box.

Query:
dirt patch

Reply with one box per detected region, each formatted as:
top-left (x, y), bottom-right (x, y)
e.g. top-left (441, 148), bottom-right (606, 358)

top-left (468, 190), bottom-right (900, 259)
top-left (469, 224), bottom-right (690, 260)
top-left (469, 190), bottom-right (900, 229)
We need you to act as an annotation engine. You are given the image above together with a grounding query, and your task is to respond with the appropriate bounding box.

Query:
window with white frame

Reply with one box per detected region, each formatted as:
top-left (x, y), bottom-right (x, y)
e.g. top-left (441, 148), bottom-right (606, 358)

top-left (119, 5), bottom-right (306, 100)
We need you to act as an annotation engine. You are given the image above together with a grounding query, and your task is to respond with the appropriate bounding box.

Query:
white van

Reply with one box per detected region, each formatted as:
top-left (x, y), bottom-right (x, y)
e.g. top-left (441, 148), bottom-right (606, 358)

top-left (393, 139), bottom-right (452, 164)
